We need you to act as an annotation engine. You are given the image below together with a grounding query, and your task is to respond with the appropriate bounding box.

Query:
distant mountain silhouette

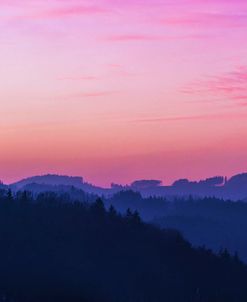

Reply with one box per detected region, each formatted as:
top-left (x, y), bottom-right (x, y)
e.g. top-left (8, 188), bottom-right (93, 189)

top-left (10, 174), bottom-right (113, 196)
top-left (12, 174), bottom-right (84, 188)
top-left (9, 172), bottom-right (247, 200)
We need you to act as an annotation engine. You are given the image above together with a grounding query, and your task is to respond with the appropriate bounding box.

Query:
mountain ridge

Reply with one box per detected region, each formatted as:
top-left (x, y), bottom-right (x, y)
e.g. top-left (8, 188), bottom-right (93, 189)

top-left (6, 172), bottom-right (247, 200)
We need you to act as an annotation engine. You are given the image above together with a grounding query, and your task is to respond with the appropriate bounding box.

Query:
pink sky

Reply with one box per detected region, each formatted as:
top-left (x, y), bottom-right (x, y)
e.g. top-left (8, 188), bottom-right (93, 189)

top-left (1, 0), bottom-right (247, 186)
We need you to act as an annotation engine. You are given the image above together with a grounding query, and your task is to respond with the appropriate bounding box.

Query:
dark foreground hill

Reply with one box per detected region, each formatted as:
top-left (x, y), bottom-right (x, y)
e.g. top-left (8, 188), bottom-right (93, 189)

top-left (107, 191), bottom-right (247, 262)
top-left (0, 190), bottom-right (247, 302)
top-left (153, 197), bottom-right (247, 262)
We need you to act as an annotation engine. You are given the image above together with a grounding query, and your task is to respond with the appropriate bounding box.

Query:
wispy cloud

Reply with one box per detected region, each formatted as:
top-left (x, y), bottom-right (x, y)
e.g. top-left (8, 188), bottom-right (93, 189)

top-left (78, 92), bottom-right (115, 97)
top-left (58, 76), bottom-right (99, 81)
top-left (12, 5), bottom-right (109, 20)
top-left (182, 66), bottom-right (247, 106)
top-left (68, 91), bottom-right (117, 99)
top-left (135, 112), bottom-right (247, 123)
top-left (104, 33), bottom-right (208, 42)
top-left (105, 34), bottom-right (164, 42)
top-left (106, 63), bottom-right (137, 77)
top-left (160, 12), bottom-right (247, 28)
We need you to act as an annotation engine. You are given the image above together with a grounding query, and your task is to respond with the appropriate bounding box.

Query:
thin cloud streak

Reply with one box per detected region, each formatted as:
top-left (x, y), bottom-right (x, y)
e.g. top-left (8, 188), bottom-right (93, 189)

top-left (105, 34), bottom-right (164, 42)
top-left (135, 112), bottom-right (247, 123)
top-left (182, 66), bottom-right (247, 106)
top-left (58, 76), bottom-right (99, 81)
top-left (104, 34), bottom-right (209, 42)
top-left (67, 91), bottom-right (117, 99)
top-left (160, 12), bottom-right (247, 28)
top-left (12, 5), bottom-right (109, 20)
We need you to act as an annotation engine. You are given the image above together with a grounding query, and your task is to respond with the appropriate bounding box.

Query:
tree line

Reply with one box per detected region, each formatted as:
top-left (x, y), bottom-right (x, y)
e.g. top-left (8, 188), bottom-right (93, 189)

top-left (0, 189), bottom-right (246, 301)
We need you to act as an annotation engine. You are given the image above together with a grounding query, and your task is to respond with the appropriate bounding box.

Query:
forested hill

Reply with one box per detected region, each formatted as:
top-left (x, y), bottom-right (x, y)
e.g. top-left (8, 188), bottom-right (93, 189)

top-left (0, 190), bottom-right (247, 302)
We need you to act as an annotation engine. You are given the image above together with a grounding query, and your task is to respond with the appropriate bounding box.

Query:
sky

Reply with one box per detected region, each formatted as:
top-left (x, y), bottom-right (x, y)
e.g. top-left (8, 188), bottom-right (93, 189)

top-left (1, 0), bottom-right (247, 186)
